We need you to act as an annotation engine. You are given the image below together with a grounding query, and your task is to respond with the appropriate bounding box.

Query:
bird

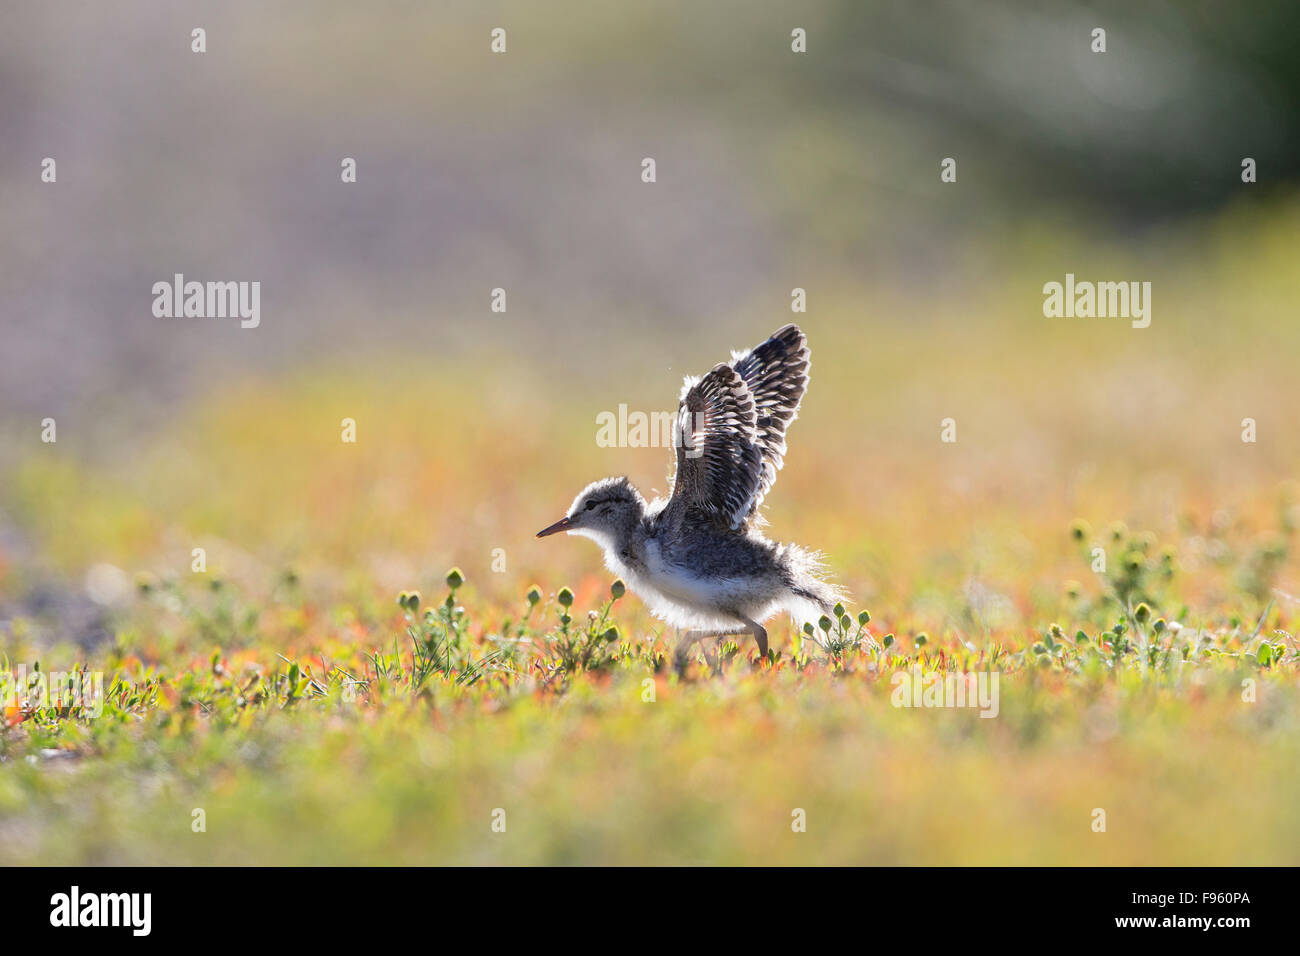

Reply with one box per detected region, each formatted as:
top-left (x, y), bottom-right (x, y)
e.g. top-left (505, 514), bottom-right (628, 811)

top-left (536, 323), bottom-right (844, 667)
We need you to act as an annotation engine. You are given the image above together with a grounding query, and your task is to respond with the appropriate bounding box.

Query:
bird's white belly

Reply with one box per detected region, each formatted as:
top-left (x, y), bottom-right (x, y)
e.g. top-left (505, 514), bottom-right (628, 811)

top-left (623, 538), bottom-right (769, 631)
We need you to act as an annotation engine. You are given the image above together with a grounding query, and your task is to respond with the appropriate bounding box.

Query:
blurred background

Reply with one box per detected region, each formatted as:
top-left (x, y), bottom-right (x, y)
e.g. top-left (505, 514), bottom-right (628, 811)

top-left (3, 0), bottom-right (1300, 647)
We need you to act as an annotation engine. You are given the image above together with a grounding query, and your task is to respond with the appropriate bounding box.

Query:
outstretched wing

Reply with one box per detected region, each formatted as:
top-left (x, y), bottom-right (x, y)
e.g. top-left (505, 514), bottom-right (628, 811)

top-left (667, 363), bottom-right (764, 530)
top-left (727, 324), bottom-right (810, 517)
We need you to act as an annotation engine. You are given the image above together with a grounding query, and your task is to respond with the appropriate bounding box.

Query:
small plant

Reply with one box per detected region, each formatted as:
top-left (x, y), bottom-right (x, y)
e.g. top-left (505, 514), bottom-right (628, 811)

top-left (1071, 519), bottom-right (1176, 624)
top-left (541, 581), bottom-right (625, 679)
top-left (388, 569), bottom-right (511, 691)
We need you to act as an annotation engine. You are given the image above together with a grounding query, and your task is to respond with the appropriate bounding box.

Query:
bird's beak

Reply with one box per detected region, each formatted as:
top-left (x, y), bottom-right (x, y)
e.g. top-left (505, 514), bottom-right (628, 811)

top-left (536, 516), bottom-right (573, 538)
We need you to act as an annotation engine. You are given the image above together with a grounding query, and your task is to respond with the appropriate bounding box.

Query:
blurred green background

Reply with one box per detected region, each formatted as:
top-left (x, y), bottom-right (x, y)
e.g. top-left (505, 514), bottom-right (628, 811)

top-left (3, 0), bottom-right (1299, 645)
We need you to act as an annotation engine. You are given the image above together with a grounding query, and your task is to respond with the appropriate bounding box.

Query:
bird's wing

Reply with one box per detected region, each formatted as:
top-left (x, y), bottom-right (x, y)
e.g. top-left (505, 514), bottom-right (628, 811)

top-left (666, 363), bottom-right (764, 530)
top-left (727, 324), bottom-right (810, 517)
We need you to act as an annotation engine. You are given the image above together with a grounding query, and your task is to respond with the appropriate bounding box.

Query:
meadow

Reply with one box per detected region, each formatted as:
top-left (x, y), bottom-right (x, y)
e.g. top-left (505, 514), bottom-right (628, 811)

top-left (3, 202), bottom-right (1300, 865)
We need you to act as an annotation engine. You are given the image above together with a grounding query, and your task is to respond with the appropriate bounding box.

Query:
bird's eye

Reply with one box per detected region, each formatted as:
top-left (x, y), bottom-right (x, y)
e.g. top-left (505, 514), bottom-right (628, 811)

top-left (585, 500), bottom-right (597, 511)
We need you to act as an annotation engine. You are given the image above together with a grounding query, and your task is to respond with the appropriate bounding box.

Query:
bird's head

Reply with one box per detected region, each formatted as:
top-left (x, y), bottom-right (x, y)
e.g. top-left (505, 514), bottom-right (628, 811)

top-left (536, 476), bottom-right (645, 545)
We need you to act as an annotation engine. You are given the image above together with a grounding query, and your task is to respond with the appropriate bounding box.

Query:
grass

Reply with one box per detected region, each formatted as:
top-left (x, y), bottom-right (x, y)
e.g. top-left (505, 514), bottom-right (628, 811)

top-left (2, 528), bottom-right (1298, 865)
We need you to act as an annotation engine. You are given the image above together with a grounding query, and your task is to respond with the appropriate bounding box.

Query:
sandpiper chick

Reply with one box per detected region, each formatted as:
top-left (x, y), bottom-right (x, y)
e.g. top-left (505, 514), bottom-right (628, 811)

top-left (537, 324), bottom-right (844, 666)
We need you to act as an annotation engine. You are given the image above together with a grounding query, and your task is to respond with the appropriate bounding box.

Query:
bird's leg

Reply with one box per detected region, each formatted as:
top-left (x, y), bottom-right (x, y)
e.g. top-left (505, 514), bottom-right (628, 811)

top-left (673, 629), bottom-right (706, 675)
top-left (737, 616), bottom-right (768, 660)
top-left (679, 621), bottom-right (766, 675)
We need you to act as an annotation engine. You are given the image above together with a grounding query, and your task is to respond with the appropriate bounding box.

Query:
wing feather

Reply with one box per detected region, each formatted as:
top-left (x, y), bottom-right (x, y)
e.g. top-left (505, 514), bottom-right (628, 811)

top-left (665, 325), bottom-right (810, 530)
top-left (667, 363), bottom-right (763, 530)
top-left (727, 324), bottom-right (809, 519)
